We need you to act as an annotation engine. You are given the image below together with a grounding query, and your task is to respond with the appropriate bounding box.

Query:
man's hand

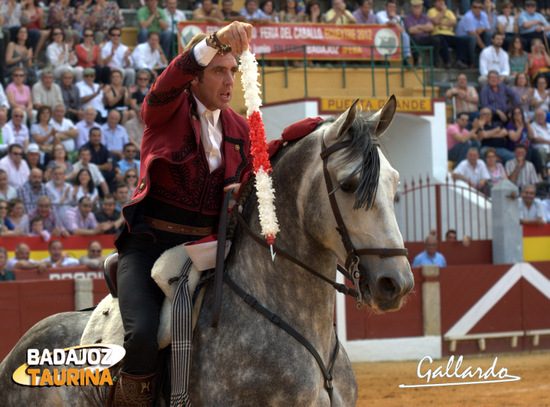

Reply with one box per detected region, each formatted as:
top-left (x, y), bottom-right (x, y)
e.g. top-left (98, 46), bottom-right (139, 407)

top-left (216, 21), bottom-right (253, 55)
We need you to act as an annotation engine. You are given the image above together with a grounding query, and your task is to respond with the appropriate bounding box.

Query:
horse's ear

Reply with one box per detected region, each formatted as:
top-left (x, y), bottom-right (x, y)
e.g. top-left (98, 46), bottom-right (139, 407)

top-left (323, 99), bottom-right (359, 145)
top-left (370, 95), bottom-right (396, 139)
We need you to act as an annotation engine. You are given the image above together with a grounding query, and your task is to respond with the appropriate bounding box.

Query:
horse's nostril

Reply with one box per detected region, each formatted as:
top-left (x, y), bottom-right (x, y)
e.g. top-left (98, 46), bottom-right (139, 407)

top-left (377, 277), bottom-right (397, 299)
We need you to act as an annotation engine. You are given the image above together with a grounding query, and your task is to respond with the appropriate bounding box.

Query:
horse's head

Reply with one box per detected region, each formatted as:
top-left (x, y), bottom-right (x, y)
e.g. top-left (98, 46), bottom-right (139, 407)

top-left (312, 96), bottom-right (414, 311)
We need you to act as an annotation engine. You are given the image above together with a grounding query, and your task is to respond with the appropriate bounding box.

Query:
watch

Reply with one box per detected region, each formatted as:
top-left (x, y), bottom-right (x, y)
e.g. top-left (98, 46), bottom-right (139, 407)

top-left (206, 31), bottom-right (231, 56)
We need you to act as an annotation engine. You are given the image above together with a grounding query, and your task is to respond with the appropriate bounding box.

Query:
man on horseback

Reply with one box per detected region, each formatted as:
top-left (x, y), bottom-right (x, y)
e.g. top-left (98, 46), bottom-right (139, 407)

top-left (109, 21), bottom-right (253, 407)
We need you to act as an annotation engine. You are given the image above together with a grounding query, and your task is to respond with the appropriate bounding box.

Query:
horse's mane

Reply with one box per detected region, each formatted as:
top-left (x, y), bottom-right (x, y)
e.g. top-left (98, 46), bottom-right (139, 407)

top-left (228, 112), bottom-right (382, 240)
top-left (317, 112), bottom-right (381, 211)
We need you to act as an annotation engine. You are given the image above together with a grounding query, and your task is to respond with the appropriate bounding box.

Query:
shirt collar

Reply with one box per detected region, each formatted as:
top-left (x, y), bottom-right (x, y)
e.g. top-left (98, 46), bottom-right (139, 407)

top-left (193, 96), bottom-right (221, 127)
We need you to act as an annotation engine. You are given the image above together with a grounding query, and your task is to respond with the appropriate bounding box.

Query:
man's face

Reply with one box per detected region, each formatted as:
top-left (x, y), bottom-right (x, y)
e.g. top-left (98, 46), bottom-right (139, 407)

top-left (148, 34), bottom-right (160, 50)
top-left (115, 187), bottom-right (129, 203)
top-left (107, 112), bottom-right (120, 128)
top-left (89, 130), bottom-right (102, 146)
top-left (79, 200), bottom-right (93, 217)
top-left (471, 2), bottom-right (482, 17)
top-left (49, 242), bottom-right (63, 262)
top-left (203, 0), bottom-right (213, 12)
top-left (467, 149), bottom-right (479, 166)
top-left (102, 198), bottom-right (116, 217)
top-left (52, 168), bottom-right (65, 184)
top-left (386, 2), bottom-right (397, 15)
top-left (526, 3), bottom-right (537, 15)
top-left (425, 237), bottom-right (437, 256)
top-left (88, 243), bottom-right (103, 259)
top-left (359, 1), bottom-right (372, 15)
top-left (190, 53), bottom-right (238, 111)
top-left (457, 115), bottom-right (469, 128)
top-left (521, 186), bottom-right (536, 205)
top-left (61, 73), bottom-right (73, 87)
top-left (11, 110), bottom-right (24, 126)
top-left (124, 145), bottom-right (137, 160)
top-left (79, 150), bottom-right (91, 165)
top-left (515, 147), bottom-right (527, 160)
top-left (535, 110), bottom-right (547, 125)
top-left (41, 73), bottom-right (54, 88)
top-left (30, 170), bottom-right (43, 188)
top-left (84, 109), bottom-right (96, 124)
top-left (434, 0), bottom-right (445, 10)
top-left (26, 152), bottom-right (40, 166)
top-left (16, 244), bottom-right (30, 260)
top-left (245, 0), bottom-right (257, 14)
top-left (222, 0), bottom-right (233, 13)
top-left (488, 73), bottom-right (499, 87)
top-left (446, 232), bottom-right (457, 242)
top-left (146, 0), bottom-right (158, 10)
top-left (53, 106), bottom-right (65, 122)
top-left (480, 109), bottom-right (492, 122)
top-left (84, 71), bottom-right (96, 84)
top-left (110, 30), bottom-right (121, 44)
top-left (492, 35), bottom-right (504, 48)
top-left (166, 0), bottom-right (177, 12)
top-left (10, 147), bottom-right (24, 165)
top-left (411, 4), bottom-right (422, 16)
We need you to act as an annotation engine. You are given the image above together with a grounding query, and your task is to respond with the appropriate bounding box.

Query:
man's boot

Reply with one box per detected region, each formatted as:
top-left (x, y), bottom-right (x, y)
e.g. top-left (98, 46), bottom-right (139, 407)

top-left (107, 371), bottom-right (156, 407)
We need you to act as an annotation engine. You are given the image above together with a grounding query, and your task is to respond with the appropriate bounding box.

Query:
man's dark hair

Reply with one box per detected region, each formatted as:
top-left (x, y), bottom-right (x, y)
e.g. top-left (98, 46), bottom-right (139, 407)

top-left (89, 127), bottom-right (101, 137)
top-left (49, 239), bottom-right (62, 249)
top-left (8, 143), bottom-right (24, 154)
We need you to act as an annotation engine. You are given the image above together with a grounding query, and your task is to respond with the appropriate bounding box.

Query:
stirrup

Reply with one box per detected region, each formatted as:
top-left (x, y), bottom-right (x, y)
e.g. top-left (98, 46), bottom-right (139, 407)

top-left (107, 371), bottom-right (156, 407)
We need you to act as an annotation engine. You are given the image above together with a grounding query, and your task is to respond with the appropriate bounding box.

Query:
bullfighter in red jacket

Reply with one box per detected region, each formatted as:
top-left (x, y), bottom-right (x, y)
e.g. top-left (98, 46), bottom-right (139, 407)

top-left (109, 22), bottom-right (254, 406)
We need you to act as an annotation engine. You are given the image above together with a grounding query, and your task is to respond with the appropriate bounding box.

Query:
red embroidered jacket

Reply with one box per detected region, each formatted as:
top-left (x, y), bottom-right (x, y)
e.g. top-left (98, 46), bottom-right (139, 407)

top-left (120, 48), bottom-right (251, 237)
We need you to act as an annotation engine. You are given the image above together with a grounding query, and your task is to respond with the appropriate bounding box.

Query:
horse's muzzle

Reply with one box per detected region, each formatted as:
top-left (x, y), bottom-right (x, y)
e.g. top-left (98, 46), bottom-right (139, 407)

top-left (360, 263), bottom-right (414, 311)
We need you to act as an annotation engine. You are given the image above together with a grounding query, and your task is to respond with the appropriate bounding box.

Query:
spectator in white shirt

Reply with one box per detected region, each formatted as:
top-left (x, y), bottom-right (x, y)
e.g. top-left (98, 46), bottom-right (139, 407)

top-left (478, 32), bottom-right (511, 86)
top-left (49, 104), bottom-right (79, 153)
top-left (100, 27), bottom-right (135, 87)
top-left (68, 146), bottom-right (110, 197)
top-left (376, 0), bottom-right (411, 60)
top-left (131, 32), bottom-right (167, 80)
top-left (452, 146), bottom-right (491, 191)
top-left (75, 106), bottom-right (102, 150)
top-left (0, 108), bottom-right (14, 153)
top-left (164, 0), bottom-right (186, 59)
top-left (76, 68), bottom-right (108, 123)
top-left (0, 144), bottom-right (30, 190)
top-left (7, 107), bottom-right (30, 151)
top-left (100, 110), bottom-right (129, 159)
top-left (532, 108), bottom-right (550, 179)
top-left (43, 239), bottom-right (80, 267)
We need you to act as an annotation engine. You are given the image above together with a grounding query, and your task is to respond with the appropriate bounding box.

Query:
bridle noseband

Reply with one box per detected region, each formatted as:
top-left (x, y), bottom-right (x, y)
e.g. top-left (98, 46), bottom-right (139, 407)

top-left (320, 137), bottom-right (408, 307)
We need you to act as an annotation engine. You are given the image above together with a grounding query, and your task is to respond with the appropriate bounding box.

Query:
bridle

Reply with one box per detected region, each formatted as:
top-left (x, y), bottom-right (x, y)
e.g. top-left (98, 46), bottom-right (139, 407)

top-left (320, 137), bottom-right (408, 307)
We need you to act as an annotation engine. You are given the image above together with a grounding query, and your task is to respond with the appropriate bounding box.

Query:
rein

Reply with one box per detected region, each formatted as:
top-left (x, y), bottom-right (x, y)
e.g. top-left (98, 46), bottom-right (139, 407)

top-left (320, 139), bottom-right (408, 307)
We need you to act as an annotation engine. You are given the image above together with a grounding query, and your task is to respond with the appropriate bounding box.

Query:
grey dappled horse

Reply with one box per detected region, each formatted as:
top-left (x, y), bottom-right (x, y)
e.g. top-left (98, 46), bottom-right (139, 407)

top-left (0, 96), bottom-right (414, 406)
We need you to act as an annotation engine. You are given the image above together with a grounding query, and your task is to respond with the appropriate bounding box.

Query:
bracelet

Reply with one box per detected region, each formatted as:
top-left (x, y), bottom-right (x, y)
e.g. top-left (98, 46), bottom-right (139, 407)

top-left (206, 31), bottom-right (231, 56)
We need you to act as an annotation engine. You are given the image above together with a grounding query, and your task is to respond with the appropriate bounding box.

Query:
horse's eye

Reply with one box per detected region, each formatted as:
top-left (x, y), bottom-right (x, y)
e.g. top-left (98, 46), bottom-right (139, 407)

top-left (339, 182), bottom-right (354, 193)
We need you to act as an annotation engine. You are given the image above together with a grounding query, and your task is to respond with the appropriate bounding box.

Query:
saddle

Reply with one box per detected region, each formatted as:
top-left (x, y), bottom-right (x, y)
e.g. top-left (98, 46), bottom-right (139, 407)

top-left (80, 240), bottom-right (231, 350)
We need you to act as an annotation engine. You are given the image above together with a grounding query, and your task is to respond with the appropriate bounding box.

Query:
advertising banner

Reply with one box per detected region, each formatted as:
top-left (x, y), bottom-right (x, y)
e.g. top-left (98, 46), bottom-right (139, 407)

top-left (178, 22), bottom-right (402, 60)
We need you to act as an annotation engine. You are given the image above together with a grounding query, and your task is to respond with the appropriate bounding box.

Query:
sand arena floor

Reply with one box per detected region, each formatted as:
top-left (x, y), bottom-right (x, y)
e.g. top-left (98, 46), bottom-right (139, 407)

top-left (353, 351), bottom-right (550, 406)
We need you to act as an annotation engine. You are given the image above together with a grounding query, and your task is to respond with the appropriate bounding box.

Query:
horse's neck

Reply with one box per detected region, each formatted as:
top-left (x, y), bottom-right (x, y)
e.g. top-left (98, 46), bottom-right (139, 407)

top-left (228, 208), bottom-right (337, 333)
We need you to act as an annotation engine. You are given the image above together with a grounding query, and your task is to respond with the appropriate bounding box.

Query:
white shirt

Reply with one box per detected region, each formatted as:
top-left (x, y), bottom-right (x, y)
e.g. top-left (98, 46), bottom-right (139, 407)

top-left (518, 197), bottom-right (546, 221)
top-left (376, 10), bottom-right (402, 25)
top-left (194, 97), bottom-right (222, 172)
top-left (101, 41), bottom-right (130, 69)
top-left (479, 45), bottom-right (510, 77)
top-left (191, 40), bottom-right (223, 173)
top-left (45, 180), bottom-right (73, 220)
top-left (42, 256), bottom-right (80, 267)
top-left (46, 42), bottom-right (77, 68)
top-left (72, 160), bottom-right (106, 187)
top-left (6, 257), bottom-right (35, 270)
top-left (164, 7), bottom-right (186, 33)
top-left (76, 81), bottom-right (107, 119)
top-left (453, 159), bottom-right (491, 186)
top-left (7, 120), bottom-right (30, 147)
top-left (0, 124), bottom-right (14, 152)
top-left (532, 121), bottom-right (550, 153)
top-left (75, 119), bottom-right (102, 149)
top-left (49, 117), bottom-right (77, 152)
top-left (0, 155), bottom-right (30, 189)
top-left (497, 14), bottom-right (515, 33)
top-left (131, 42), bottom-right (166, 70)
top-left (0, 84), bottom-right (10, 109)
